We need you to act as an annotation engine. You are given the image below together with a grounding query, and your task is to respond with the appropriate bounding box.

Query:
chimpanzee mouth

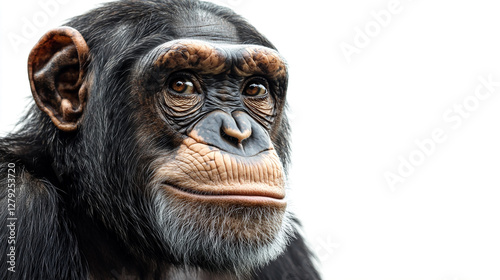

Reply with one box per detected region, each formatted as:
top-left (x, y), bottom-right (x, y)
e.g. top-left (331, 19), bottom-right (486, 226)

top-left (156, 136), bottom-right (287, 207)
top-left (162, 182), bottom-right (287, 207)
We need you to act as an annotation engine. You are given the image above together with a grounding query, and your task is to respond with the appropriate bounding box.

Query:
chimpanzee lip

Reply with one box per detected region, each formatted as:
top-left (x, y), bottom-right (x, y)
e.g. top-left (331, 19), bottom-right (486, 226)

top-left (162, 182), bottom-right (287, 206)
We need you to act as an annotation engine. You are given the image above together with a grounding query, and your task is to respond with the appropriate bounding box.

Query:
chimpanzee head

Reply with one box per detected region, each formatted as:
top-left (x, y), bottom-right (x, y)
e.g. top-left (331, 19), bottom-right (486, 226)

top-left (27, 0), bottom-right (292, 276)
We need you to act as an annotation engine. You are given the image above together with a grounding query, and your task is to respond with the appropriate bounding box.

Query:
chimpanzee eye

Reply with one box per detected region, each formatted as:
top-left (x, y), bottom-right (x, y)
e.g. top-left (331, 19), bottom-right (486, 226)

top-left (244, 83), bottom-right (267, 96)
top-left (243, 78), bottom-right (269, 97)
top-left (169, 77), bottom-right (196, 94)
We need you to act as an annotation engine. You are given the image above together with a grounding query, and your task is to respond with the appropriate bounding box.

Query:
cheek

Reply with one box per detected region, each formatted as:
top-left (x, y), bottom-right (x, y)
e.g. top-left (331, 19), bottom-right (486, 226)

top-left (162, 92), bottom-right (203, 118)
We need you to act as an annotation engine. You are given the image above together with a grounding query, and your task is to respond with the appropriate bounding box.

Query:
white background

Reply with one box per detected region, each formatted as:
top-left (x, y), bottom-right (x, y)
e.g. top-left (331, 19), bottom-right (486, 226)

top-left (2, 0), bottom-right (500, 279)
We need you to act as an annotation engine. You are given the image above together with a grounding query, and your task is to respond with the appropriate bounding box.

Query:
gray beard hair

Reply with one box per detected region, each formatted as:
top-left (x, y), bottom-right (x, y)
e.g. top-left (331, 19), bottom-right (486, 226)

top-left (151, 186), bottom-right (295, 278)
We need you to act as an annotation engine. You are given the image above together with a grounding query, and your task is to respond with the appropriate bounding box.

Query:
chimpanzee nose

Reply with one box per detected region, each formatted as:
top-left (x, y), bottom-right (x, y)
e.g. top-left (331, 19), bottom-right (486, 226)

top-left (188, 110), bottom-right (271, 156)
top-left (221, 112), bottom-right (252, 145)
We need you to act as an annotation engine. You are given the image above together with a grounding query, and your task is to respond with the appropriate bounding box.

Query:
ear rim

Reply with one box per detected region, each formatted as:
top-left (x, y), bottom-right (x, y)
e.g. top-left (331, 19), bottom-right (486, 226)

top-left (28, 26), bottom-right (90, 132)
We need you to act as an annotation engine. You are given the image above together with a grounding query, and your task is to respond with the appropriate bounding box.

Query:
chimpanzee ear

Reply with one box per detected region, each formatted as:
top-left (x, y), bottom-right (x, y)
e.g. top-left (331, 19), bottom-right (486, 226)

top-left (28, 27), bottom-right (89, 132)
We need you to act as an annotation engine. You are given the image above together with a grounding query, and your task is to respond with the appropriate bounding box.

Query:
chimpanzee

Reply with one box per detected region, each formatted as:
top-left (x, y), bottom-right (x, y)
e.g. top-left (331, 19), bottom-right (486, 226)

top-left (0, 0), bottom-right (321, 279)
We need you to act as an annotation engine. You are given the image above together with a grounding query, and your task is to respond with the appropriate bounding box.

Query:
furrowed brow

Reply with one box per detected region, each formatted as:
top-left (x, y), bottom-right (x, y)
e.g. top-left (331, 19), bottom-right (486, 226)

top-left (232, 47), bottom-right (287, 79)
top-left (154, 40), bottom-right (229, 74)
top-left (152, 40), bottom-right (287, 79)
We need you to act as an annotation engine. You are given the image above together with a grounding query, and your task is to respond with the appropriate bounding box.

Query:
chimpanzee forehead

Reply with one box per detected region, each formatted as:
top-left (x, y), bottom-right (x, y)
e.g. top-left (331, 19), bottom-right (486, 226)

top-left (150, 39), bottom-right (287, 78)
top-left (172, 9), bottom-right (240, 43)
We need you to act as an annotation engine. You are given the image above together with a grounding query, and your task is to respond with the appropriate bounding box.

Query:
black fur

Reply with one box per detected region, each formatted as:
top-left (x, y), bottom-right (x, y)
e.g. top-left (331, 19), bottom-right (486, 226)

top-left (0, 0), bottom-right (321, 279)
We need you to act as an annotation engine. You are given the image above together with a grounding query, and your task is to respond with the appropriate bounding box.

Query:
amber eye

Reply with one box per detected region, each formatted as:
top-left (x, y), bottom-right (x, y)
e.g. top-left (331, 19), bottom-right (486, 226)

top-left (244, 83), bottom-right (267, 97)
top-left (169, 77), bottom-right (196, 94)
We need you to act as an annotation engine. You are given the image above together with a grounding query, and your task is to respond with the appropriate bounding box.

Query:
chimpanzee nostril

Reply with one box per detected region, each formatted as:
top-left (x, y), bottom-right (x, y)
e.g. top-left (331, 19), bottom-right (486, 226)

top-left (221, 129), bottom-right (241, 147)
